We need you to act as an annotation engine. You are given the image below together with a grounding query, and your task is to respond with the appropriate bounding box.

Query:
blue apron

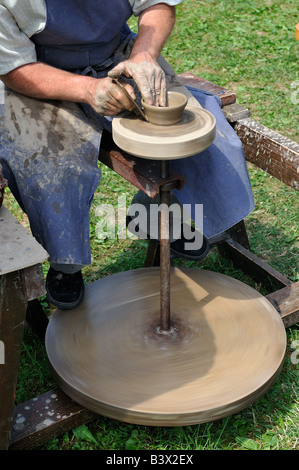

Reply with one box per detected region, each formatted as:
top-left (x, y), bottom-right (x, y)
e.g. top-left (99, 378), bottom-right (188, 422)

top-left (171, 88), bottom-right (254, 236)
top-left (0, 0), bottom-right (254, 266)
top-left (32, 0), bottom-right (133, 71)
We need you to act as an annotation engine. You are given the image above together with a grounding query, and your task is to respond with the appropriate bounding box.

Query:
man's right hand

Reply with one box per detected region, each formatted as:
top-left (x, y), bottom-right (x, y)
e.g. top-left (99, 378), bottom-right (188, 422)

top-left (89, 77), bottom-right (136, 116)
top-left (1, 63), bottom-right (137, 117)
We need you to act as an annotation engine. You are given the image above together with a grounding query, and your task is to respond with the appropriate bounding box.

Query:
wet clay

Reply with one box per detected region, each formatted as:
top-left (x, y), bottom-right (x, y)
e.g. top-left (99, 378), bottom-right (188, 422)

top-left (45, 267), bottom-right (286, 426)
top-left (112, 106), bottom-right (216, 159)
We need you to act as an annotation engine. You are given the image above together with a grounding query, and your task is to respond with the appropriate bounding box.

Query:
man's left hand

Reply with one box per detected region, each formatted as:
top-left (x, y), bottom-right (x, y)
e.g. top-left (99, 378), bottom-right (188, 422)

top-left (108, 59), bottom-right (167, 107)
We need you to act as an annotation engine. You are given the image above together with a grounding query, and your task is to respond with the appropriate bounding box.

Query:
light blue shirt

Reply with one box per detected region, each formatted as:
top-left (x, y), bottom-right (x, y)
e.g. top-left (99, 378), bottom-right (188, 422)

top-left (0, 0), bottom-right (183, 75)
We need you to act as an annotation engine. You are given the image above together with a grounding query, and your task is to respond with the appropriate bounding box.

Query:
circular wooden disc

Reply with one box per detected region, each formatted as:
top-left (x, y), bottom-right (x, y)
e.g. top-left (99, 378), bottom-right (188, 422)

top-left (45, 267), bottom-right (286, 426)
top-left (112, 107), bottom-right (216, 159)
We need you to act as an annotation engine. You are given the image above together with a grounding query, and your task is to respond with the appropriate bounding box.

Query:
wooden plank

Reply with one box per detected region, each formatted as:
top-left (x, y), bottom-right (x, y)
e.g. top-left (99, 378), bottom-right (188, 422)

top-left (26, 299), bottom-right (49, 342)
top-left (0, 206), bottom-right (48, 275)
top-left (9, 389), bottom-right (97, 450)
top-left (222, 102), bottom-right (250, 123)
top-left (23, 264), bottom-right (46, 302)
top-left (178, 72), bottom-right (236, 106)
top-left (266, 281), bottom-right (299, 328)
top-left (219, 238), bottom-right (292, 291)
top-left (225, 220), bottom-right (251, 250)
top-left (144, 239), bottom-right (160, 267)
top-left (0, 271), bottom-right (27, 450)
top-left (99, 130), bottom-right (185, 198)
top-left (235, 118), bottom-right (299, 190)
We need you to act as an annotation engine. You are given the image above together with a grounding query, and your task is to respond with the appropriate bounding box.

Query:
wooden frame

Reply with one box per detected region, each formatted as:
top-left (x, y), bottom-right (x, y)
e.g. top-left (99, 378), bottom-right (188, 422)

top-left (0, 207), bottom-right (48, 450)
top-left (2, 73), bottom-right (298, 450)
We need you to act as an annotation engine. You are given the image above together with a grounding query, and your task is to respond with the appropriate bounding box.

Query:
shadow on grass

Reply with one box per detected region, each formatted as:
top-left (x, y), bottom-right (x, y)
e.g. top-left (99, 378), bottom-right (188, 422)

top-left (86, 210), bottom-right (298, 294)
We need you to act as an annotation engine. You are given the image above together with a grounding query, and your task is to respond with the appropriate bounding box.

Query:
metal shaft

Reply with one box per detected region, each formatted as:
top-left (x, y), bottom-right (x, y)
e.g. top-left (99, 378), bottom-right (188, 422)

top-left (159, 161), bottom-right (171, 332)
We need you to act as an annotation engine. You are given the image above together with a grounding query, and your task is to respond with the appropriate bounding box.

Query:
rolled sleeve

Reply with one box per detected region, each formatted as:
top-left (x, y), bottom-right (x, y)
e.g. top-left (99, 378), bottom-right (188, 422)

top-left (130, 0), bottom-right (184, 16)
top-left (0, 4), bottom-right (37, 75)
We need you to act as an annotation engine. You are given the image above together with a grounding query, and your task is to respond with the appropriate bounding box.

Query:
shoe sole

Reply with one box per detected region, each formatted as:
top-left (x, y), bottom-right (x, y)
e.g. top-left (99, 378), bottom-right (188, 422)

top-left (46, 285), bottom-right (85, 310)
top-left (170, 240), bottom-right (210, 261)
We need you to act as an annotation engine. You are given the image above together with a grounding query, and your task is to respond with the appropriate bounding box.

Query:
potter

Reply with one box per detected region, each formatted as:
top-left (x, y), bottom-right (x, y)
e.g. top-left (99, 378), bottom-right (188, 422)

top-left (0, 0), bottom-right (254, 309)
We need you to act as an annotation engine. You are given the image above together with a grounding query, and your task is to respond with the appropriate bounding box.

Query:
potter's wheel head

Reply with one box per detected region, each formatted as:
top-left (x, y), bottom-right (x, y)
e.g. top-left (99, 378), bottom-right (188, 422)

top-left (112, 106), bottom-right (216, 160)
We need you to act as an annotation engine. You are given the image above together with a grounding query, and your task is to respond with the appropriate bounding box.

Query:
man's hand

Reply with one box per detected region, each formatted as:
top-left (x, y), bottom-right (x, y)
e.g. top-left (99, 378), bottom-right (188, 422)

top-left (89, 77), bottom-right (136, 115)
top-left (108, 59), bottom-right (167, 107)
top-left (107, 4), bottom-right (176, 107)
top-left (1, 63), bottom-right (137, 117)
top-left (0, 5), bottom-right (175, 114)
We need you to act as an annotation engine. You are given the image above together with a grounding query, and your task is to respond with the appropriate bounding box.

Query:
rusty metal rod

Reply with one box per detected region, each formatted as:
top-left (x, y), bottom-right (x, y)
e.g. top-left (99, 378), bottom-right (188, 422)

top-left (159, 160), bottom-right (171, 332)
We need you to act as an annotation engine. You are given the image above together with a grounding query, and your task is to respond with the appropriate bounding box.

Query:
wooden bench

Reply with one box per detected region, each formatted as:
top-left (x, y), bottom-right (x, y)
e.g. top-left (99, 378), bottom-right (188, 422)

top-left (0, 206), bottom-right (48, 449)
top-left (2, 73), bottom-right (298, 450)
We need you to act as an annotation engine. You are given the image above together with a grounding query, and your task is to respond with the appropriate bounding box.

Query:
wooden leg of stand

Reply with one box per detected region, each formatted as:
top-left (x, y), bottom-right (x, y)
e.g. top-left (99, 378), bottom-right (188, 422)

top-left (144, 240), bottom-right (160, 267)
top-left (0, 271), bottom-right (27, 450)
top-left (226, 220), bottom-right (251, 250)
top-left (26, 299), bottom-right (49, 342)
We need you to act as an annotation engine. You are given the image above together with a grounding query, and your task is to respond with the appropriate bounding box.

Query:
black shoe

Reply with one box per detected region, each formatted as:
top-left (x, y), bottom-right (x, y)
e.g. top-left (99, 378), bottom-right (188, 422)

top-left (126, 216), bottom-right (209, 261)
top-left (46, 267), bottom-right (85, 310)
top-left (169, 223), bottom-right (210, 260)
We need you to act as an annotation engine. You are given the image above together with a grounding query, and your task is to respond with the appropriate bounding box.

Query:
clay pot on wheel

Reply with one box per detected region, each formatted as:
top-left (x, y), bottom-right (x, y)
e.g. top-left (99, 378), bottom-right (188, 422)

top-left (141, 91), bottom-right (188, 126)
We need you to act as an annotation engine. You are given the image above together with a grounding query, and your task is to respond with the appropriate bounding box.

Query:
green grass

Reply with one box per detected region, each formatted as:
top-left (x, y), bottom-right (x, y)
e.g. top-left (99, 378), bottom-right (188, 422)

top-left (4, 0), bottom-right (299, 451)
top-left (166, 0), bottom-right (299, 141)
